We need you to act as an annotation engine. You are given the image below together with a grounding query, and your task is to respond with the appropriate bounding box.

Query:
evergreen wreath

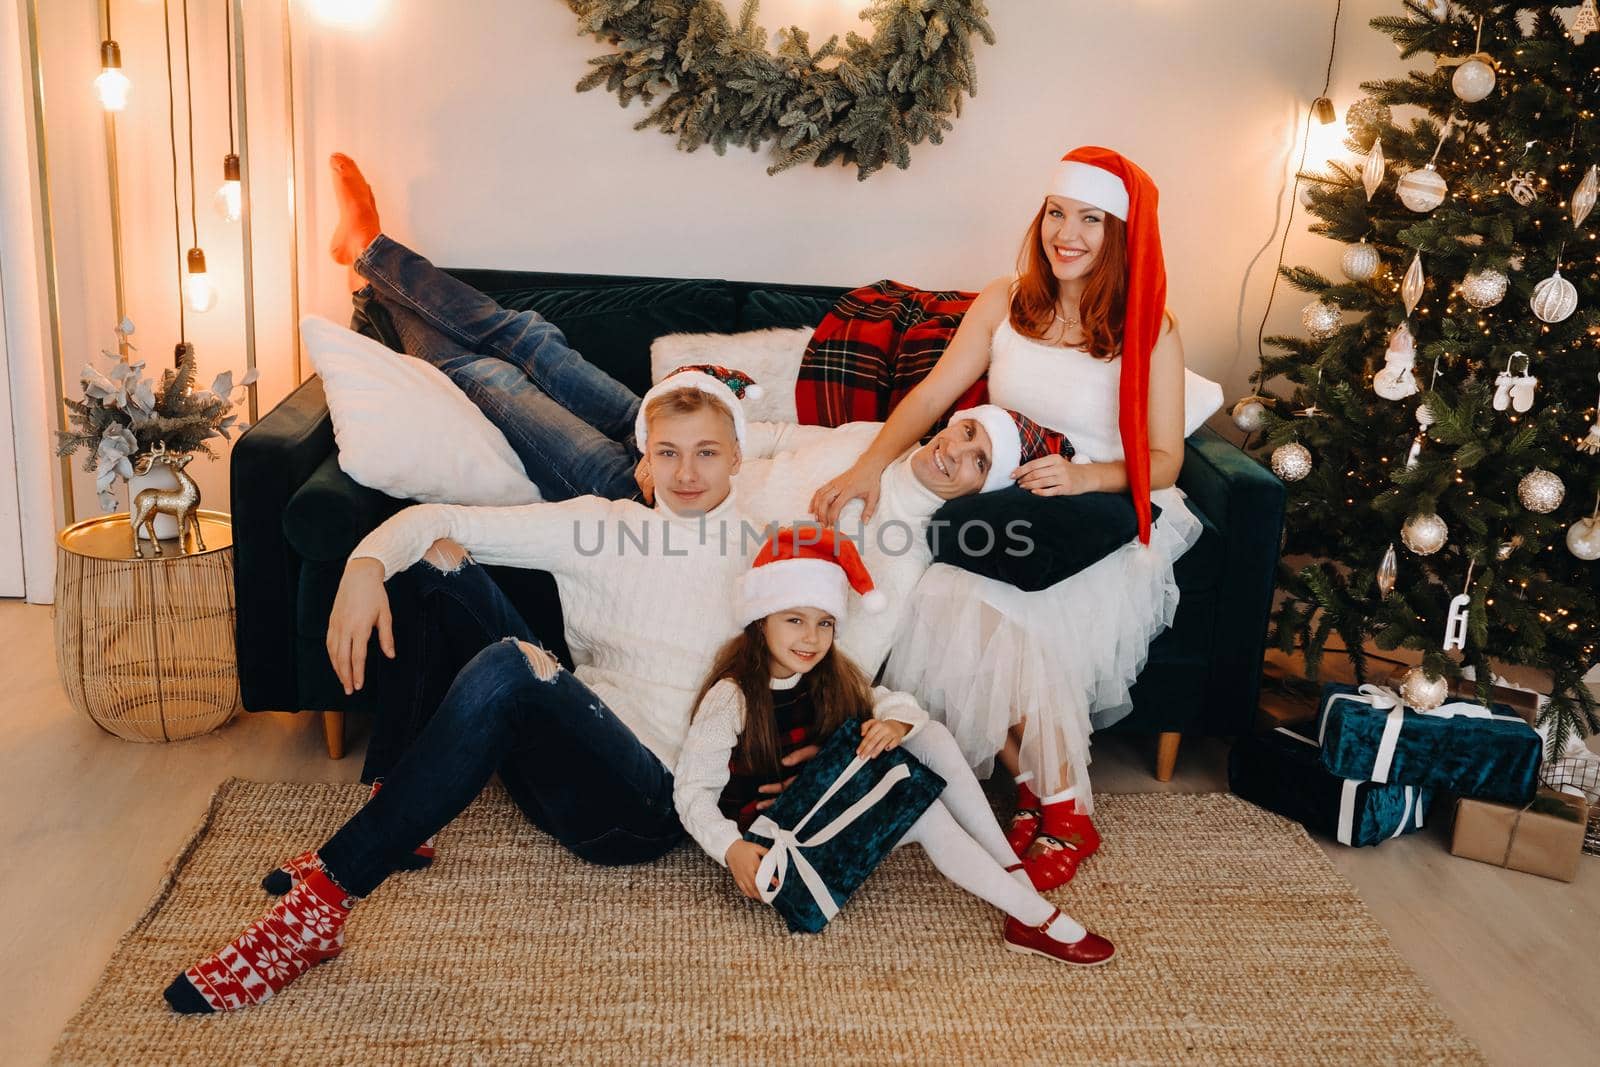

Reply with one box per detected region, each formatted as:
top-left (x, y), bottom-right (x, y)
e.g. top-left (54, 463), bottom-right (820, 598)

top-left (565, 0), bottom-right (995, 180)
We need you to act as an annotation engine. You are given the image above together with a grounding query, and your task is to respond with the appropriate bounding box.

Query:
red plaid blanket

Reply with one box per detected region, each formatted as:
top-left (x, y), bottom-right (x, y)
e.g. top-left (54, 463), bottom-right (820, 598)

top-left (796, 280), bottom-right (987, 431)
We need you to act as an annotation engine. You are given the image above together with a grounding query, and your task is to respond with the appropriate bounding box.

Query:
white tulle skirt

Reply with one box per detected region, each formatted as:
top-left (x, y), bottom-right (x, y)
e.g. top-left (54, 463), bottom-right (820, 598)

top-left (882, 487), bottom-right (1203, 814)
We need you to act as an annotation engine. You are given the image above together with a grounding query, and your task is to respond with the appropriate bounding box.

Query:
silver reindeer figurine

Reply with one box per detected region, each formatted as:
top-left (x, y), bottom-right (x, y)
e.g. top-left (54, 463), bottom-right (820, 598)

top-left (130, 444), bottom-right (205, 557)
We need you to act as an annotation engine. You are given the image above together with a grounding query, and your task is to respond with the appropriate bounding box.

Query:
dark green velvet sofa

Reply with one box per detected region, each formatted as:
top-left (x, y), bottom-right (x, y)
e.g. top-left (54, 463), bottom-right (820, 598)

top-left (231, 268), bottom-right (1286, 773)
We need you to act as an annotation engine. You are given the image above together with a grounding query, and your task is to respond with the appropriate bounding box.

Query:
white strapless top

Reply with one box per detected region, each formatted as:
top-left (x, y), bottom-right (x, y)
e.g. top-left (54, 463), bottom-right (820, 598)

top-left (987, 317), bottom-right (1125, 464)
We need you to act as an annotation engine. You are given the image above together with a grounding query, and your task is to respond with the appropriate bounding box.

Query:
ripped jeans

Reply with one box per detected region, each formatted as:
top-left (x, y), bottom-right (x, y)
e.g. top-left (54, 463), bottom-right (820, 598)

top-left (320, 565), bottom-right (682, 897)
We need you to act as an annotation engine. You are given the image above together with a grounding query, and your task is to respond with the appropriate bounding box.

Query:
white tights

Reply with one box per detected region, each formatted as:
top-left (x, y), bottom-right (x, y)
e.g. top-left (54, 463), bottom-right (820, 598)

top-left (894, 723), bottom-right (1086, 943)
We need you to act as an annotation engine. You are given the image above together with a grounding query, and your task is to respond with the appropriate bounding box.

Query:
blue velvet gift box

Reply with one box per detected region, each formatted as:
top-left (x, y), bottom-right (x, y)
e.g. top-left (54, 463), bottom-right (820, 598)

top-left (1229, 725), bottom-right (1430, 847)
top-left (744, 719), bottom-right (946, 934)
top-left (1316, 683), bottom-right (1541, 805)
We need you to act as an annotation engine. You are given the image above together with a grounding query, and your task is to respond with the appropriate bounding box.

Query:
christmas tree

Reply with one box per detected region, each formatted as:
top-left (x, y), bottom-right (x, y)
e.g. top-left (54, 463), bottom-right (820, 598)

top-left (1244, 0), bottom-right (1600, 753)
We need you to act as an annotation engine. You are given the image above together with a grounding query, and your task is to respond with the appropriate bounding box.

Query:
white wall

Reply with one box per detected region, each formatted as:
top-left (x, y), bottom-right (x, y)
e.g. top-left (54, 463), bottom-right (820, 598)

top-left (16, 0), bottom-right (1415, 538)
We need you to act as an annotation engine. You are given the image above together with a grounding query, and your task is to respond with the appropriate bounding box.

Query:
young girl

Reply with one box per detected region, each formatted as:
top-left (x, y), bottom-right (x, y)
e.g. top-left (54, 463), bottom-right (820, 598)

top-left (674, 525), bottom-right (1114, 966)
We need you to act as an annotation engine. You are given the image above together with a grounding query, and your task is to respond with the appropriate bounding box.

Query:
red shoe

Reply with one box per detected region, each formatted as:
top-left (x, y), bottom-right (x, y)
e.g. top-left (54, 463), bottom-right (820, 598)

top-left (1008, 783), bottom-right (1043, 859)
top-left (1004, 908), bottom-right (1116, 967)
top-left (1021, 834), bottom-right (1081, 891)
top-left (1040, 799), bottom-right (1101, 860)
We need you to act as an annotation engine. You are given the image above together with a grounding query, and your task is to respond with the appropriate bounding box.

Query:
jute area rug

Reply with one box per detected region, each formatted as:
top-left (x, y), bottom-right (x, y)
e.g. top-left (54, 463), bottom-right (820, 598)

top-left (53, 781), bottom-right (1481, 1065)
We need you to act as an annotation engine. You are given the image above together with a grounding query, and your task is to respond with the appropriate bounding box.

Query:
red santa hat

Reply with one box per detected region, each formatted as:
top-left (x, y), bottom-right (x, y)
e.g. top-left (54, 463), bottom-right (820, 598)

top-left (948, 404), bottom-right (1076, 494)
top-left (737, 524), bottom-right (886, 627)
top-left (1047, 146), bottom-right (1165, 544)
top-left (636, 363), bottom-right (763, 452)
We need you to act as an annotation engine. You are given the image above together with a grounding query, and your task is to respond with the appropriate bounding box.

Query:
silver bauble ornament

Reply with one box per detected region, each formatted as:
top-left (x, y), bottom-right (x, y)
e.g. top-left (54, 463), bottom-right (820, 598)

top-left (1341, 241), bottom-right (1381, 282)
top-left (1302, 299), bottom-right (1343, 341)
top-left (1573, 165), bottom-right (1597, 230)
top-left (1566, 516), bottom-right (1600, 561)
top-left (1397, 165), bottom-right (1449, 212)
top-left (1401, 512), bottom-right (1449, 555)
top-left (1399, 667), bottom-right (1449, 711)
top-left (1451, 57), bottom-right (1497, 103)
top-left (1377, 542), bottom-right (1398, 599)
top-left (1271, 442), bottom-right (1313, 482)
top-left (1362, 140), bottom-right (1386, 201)
top-left (1415, 401), bottom-right (1435, 429)
top-left (1345, 97), bottom-right (1392, 136)
top-left (1460, 268), bottom-right (1508, 308)
top-left (1231, 397), bottom-right (1267, 433)
top-left (1531, 271), bottom-right (1578, 323)
top-left (1518, 468), bottom-right (1565, 513)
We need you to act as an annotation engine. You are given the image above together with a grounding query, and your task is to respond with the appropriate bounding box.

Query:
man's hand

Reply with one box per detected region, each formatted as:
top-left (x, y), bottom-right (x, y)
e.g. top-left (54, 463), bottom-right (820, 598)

top-left (1012, 454), bottom-right (1088, 497)
top-left (725, 839), bottom-right (772, 899)
top-left (857, 719), bottom-right (911, 759)
top-left (634, 454), bottom-right (655, 505)
top-left (753, 743), bottom-right (821, 811)
top-left (326, 557), bottom-right (393, 695)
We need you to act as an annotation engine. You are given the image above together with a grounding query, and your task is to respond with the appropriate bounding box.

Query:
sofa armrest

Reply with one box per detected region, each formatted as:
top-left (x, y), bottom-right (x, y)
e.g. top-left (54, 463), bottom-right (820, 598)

top-left (1176, 425), bottom-right (1286, 734)
top-left (284, 453), bottom-right (405, 563)
top-left (231, 376), bottom-right (338, 711)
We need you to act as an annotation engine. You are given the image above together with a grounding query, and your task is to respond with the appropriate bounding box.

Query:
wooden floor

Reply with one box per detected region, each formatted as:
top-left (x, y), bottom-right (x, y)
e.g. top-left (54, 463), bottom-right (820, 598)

top-left (2, 599), bottom-right (1595, 1065)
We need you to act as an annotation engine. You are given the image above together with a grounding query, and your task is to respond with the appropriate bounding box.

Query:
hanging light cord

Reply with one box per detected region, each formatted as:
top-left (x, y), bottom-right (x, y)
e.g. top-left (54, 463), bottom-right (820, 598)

top-left (224, 0), bottom-right (235, 153)
top-left (162, 0), bottom-right (185, 343)
top-left (182, 0), bottom-right (198, 243)
top-left (103, 0), bottom-right (111, 39)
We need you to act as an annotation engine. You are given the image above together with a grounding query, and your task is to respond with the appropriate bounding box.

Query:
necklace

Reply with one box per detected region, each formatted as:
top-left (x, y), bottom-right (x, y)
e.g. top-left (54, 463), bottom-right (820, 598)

top-left (1054, 310), bottom-right (1081, 330)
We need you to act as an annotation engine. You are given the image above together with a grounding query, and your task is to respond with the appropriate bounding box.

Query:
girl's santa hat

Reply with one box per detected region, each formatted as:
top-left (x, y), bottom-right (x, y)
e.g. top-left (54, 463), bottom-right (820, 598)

top-left (949, 404), bottom-right (1076, 494)
top-left (636, 363), bottom-right (763, 452)
top-left (1047, 146), bottom-right (1166, 544)
top-left (738, 524), bottom-right (885, 627)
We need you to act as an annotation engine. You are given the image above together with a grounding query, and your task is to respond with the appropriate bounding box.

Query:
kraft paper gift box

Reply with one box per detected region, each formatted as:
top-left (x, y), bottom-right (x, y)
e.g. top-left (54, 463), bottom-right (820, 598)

top-left (1229, 725), bottom-right (1430, 847)
top-left (744, 719), bottom-right (946, 934)
top-left (1449, 788), bottom-right (1588, 882)
top-left (1316, 682), bottom-right (1541, 805)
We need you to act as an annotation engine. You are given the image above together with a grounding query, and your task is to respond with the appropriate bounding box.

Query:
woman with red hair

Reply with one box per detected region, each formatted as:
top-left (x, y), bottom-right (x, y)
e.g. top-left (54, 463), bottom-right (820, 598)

top-left (810, 147), bottom-right (1203, 892)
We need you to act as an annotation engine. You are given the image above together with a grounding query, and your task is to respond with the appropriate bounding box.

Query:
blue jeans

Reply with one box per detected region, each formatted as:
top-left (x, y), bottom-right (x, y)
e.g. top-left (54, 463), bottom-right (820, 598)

top-left (352, 234), bottom-right (643, 502)
top-left (323, 564), bottom-right (682, 896)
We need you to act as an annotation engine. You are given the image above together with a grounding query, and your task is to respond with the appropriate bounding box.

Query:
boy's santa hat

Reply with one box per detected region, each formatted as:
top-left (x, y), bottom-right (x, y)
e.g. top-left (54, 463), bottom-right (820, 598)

top-left (738, 524), bottom-right (885, 627)
top-left (948, 405), bottom-right (1076, 494)
top-left (636, 363), bottom-right (763, 452)
top-left (1047, 145), bottom-right (1165, 544)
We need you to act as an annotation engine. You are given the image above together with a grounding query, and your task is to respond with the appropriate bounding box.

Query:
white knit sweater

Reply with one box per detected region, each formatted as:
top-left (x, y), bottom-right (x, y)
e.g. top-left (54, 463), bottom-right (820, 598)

top-left (674, 672), bottom-right (928, 866)
top-left (738, 423), bottom-right (942, 676)
top-left (349, 493), bottom-right (755, 769)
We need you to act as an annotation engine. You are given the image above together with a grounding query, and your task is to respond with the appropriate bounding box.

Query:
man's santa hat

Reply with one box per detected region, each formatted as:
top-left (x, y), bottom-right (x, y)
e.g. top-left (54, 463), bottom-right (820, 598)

top-left (949, 404), bottom-right (1076, 494)
top-left (1047, 146), bottom-right (1166, 544)
top-left (738, 524), bottom-right (885, 627)
top-left (636, 363), bottom-right (763, 452)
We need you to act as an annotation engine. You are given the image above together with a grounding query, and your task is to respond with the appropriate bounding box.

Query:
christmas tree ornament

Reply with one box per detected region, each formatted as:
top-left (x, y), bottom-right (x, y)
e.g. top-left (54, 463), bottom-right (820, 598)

top-left (1492, 369), bottom-right (1514, 411)
top-left (1442, 561), bottom-right (1475, 653)
top-left (1493, 352), bottom-right (1538, 413)
top-left (1572, 0), bottom-right (1598, 45)
top-left (1567, 515), bottom-right (1600, 561)
top-left (1423, 0), bottom-right (1450, 17)
top-left (1271, 441), bottom-right (1313, 482)
top-left (1530, 270), bottom-right (1578, 323)
top-left (1375, 322), bottom-right (1420, 400)
top-left (1517, 468), bottom-right (1565, 513)
top-left (1572, 164), bottom-right (1597, 230)
top-left (1401, 511), bottom-right (1449, 555)
top-left (1460, 268), bottom-right (1508, 308)
top-left (1231, 396), bottom-right (1267, 433)
top-left (1451, 55), bottom-right (1497, 103)
top-left (1406, 432), bottom-right (1426, 467)
top-left (1377, 542), bottom-right (1398, 599)
top-left (1301, 299), bottom-right (1343, 341)
top-left (1496, 535), bottom-right (1523, 561)
top-left (1397, 164), bottom-right (1449, 211)
top-left (1402, 253), bottom-right (1426, 314)
top-left (1362, 140), bottom-right (1386, 201)
top-left (1345, 97), bottom-right (1392, 134)
top-left (1578, 375), bottom-right (1600, 455)
top-left (1341, 240), bottom-right (1381, 282)
top-left (1510, 371), bottom-right (1538, 414)
top-left (1399, 667), bottom-right (1449, 711)
top-left (1506, 170), bottom-right (1539, 206)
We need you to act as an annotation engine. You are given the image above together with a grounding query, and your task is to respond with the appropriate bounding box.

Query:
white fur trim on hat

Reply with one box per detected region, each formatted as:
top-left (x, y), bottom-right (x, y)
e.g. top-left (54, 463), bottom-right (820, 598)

top-left (636, 370), bottom-right (748, 453)
top-left (737, 557), bottom-right (848, 627)
top-left (1048, 160), bottom-right (1129, 221)
top-left (949, 405), bottom-right (1019, 493)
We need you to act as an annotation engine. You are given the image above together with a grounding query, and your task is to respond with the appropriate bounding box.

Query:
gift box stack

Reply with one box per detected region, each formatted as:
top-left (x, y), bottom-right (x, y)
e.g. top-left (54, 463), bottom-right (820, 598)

top-left (1232, 682), bottom-right (1589, 879)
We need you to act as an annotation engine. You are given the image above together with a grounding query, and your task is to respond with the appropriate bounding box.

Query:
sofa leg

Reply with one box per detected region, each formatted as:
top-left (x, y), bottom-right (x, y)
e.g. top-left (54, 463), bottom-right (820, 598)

top-left (1155, 732), bottom-right (1181, 782)
top-left (322, 711), bottom-right (346, 760)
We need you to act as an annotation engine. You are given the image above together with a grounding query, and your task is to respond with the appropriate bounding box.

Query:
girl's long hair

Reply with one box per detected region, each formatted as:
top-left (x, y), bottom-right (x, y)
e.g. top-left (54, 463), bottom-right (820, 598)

top-left (692, 620), bottom-right (875, 777)
top-left (1009, 202), bottom-right (1129, 362)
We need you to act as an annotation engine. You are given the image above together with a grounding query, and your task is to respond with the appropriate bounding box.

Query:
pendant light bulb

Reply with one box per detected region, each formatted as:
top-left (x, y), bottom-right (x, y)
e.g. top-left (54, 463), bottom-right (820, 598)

top-left (213, 154), bottom-right (242, 222)
top-left (95, 40), bottom-right (130, 111)
top-left (184, 248), bottom-right (218, 313)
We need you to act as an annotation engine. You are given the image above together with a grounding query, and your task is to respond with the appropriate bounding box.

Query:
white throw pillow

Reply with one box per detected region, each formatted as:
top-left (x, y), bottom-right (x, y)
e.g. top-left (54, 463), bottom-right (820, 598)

top-left (1184, 368), bottom-right (1224, 437)
top-left (300, 315), bottom-right (541, 506)
top-left (651, 327), bottom-right (811, 424)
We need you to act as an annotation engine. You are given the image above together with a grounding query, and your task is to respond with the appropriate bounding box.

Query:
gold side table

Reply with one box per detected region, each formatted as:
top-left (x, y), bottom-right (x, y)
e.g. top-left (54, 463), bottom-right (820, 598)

top-left (54, 510), bottom-right (240, 742)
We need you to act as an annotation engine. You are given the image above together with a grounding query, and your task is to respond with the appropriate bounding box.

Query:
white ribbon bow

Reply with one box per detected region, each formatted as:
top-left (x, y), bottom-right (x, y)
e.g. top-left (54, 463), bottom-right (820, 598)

top-left (747, 756), bottom-right (914, 921)
top-left (1320, 684), bottom-right (1516, 784)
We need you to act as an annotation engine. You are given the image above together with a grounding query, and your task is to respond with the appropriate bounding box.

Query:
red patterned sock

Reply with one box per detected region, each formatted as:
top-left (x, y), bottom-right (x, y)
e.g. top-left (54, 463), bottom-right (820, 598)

top-left (1007, 780), bottom-right (1042, 859)
top-left (164, 867), bottom-right (355, 1014)
top-left (1040, 793), bottom-right (1101, 859)
top-left (262, 780), bottom-right (433, 896)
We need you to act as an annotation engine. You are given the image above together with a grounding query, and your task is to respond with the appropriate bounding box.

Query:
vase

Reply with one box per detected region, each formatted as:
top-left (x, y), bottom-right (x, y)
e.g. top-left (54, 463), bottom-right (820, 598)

top-left (128, 464), bottom-right (181, 540)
